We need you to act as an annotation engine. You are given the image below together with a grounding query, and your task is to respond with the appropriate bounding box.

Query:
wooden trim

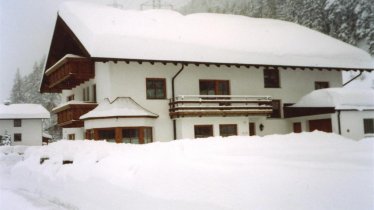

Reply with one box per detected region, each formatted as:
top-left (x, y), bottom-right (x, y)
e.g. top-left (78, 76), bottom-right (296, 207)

top-left (82, 115), bottom-right (158, 120)
top-left (90, 57), bottom-right (374, 72)
top-left (284, 106), bottom-right (335, 118)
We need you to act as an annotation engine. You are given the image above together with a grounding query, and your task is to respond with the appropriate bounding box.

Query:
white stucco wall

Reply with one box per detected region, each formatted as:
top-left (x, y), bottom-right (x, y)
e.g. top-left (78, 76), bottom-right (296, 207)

top-left (338, 111), bottom-right (374, 140)
top-left (60, 61), bottom-right (343, 141)
top-left (0, 119), bottom-right (43, 146)
top-left (62, 127), bottom-right (85, 140)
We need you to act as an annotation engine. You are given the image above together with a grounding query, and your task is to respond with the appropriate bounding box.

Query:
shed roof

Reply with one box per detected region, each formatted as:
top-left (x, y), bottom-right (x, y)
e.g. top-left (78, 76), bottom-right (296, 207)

top-left (57, 1), bottom-right (373, 69)
top-left (0, 104), bottom-right (50, 119)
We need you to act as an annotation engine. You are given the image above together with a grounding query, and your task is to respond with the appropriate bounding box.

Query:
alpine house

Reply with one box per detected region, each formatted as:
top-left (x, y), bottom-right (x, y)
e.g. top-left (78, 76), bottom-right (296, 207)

top-left (40, 2), bottom-right (374, 142)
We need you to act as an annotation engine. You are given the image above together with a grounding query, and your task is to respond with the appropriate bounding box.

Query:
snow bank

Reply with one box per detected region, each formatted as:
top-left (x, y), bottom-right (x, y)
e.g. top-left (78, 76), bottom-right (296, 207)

top-left (58, 2), bottom-right (373, 69)
top-left (2, 132), bottom-right (373, 210)
top-left (292, 88), bottom-right (374, 110)
top-left (0, 104), bottom-right (50, 119)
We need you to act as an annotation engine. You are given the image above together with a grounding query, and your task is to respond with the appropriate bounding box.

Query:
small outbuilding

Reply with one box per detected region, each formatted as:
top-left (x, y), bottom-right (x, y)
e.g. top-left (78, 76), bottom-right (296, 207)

top-left (284, 88), bottom-right (374, 140)
top-left (0, 103), bottom-right (50, 146)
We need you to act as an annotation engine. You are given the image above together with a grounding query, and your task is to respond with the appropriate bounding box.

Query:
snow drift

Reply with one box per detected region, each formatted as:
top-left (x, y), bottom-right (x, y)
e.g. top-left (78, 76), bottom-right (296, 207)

top-left (1, 132), bottom-right (373, 210)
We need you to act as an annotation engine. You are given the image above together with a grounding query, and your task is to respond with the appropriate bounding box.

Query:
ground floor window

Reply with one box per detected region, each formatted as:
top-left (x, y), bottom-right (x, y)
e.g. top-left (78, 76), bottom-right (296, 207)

top-left (14, 133), bottom-right (22, 142)
top-left (219, 124), bottom-right (237, 137)
top-left (68, 134), bottom-right (75, 140)
top-left (98, 129), bottom-right (115, 142)
top-left (363, 119), bottom-right (374, 134)
top-left (194, 125), bottom-right (213, 138)
top-left (93, 127), bottom-right (153, 144)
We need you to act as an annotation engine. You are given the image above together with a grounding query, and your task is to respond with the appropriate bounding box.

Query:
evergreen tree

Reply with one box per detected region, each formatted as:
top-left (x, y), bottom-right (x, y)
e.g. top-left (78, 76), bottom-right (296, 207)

top-left (10, 69), bottom-right (26, 103)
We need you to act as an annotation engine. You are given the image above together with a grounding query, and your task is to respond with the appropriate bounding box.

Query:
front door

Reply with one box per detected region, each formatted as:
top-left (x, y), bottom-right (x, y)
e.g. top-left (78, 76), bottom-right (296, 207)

top-left (249, 123), bottom-right (256, 136)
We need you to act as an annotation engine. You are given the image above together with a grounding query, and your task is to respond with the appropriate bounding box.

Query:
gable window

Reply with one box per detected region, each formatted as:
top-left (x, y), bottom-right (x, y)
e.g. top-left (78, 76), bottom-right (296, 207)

top-left (219, 124), bottom-right (238, 137)
top-left (270, 99), bottom-right (281, 118)
top-left (67, 94), bottom-right (74, 101)
top-left (146, 78), bottom-right (166, 99)
top-left (199, 80), bottom-right (230, 95)
top-left (14, 133), bottom-right (22, 142)
top-left (264, 68), bottom-right (280, 88)
top-left (14, 119), bottom-right (22, 127)
top-left (315, 81), bottom-right (329, 90)
top-left (194, 125), bottom-right (213, 138)
top-left (363, 119), bottom-right (374, 134)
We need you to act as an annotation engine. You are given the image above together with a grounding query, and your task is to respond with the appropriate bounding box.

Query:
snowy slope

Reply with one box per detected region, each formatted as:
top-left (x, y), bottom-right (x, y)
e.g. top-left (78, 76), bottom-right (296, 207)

top-left (0, 132), bottom-right (373, 210)
top-left (58, 2), bottom-right (373, 69)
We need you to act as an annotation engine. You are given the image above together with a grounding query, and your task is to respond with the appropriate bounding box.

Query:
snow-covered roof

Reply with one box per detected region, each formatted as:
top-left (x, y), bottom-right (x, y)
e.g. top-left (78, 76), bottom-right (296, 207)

top-left (0, 104), bottom-right (50, 119)
top-left (80, 97), bottom-right (158, 120)
top-left (292, 88), bottom-right (374, 111)
top-left (58, 2), bottom-right (373, 69)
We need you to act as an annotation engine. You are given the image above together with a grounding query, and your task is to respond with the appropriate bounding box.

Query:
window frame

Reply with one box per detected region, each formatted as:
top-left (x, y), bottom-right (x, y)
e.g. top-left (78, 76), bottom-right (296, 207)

top-left (219, 124), bottom-right (238, 137)
top-left (194, 125), bottom-right (214, 138)
top-left (363, 119), bottom-right (374, 134)
top-left (199, 80), bottom-right (230, 95)
top-left (315, 81), bottom-right (330, 90)
top-left (146, 78), bottom-right (167, 99)
top-left (263, 68), bottom-right (280, 88)
top-left (13, 119), bottom-right (22, 127)
top-left (14, 133), bottom-right (22, 142)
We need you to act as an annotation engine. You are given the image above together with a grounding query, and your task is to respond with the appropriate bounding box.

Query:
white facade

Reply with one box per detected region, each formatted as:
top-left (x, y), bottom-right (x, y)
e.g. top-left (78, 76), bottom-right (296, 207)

top-left (60, 62), bottom-right (344, 141)
top-left (0, 104), bottom-right (50, 146)
top-left (0, 119), bottom-right (44, 146)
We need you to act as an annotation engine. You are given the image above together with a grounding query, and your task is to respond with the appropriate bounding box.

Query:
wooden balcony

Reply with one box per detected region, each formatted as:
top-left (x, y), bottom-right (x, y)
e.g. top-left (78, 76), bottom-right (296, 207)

top-left (42, 55), bottom-right (94, 93)
top-left (52, 102), bottom-right (98, 128)
top-left (169, 95), bottom-right (273, 118)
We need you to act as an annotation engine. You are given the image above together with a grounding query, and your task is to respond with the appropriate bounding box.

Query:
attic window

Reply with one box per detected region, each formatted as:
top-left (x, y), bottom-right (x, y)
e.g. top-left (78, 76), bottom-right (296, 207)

top-left (264, 68), bottom-right (280, 88)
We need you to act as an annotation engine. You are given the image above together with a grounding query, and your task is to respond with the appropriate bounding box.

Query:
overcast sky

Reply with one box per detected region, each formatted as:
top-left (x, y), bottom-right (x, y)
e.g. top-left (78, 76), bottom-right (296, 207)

top-left (0, 0), bottom-right (187, 102)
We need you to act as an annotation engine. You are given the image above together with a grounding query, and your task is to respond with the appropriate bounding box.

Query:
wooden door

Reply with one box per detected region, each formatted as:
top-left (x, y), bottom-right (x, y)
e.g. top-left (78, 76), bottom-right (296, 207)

top-left (309, 119), bottom-right (332, 133)
top-left (293, 122), bottom-right (302, 133)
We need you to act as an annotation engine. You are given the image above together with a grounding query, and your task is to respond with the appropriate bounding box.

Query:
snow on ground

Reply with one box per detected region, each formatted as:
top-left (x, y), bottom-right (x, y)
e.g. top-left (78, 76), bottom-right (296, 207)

top-left (0, 132), bottom-right (373, 210)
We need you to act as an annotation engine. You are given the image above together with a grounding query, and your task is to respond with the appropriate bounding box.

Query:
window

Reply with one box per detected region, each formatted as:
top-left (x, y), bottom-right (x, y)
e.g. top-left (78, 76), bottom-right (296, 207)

top-left (315, 81), bottom-right (329, 90)
top-left (219, 124), bottom-right (237, 137)
top-left (68, 134), bottom-right (75, 140)
top-left (264, 68), bottom-right (280, 88)
top-left (270, 100), bottom-right (281, 118)
top-left (67, 95), bottom-right (75, 101)
top-left (199, 80), bottom-right (230, 95)
top-left (83, 87), bottom-right (90, 101)
top-left (98, 129), bottom-right (115, 142)
top-left (13, 119), bottom-right (21, 127)
top-left (364, 119), bottom-right (374, 134)
top-left (92, 84), bottom-right (97, 103)
top-left (146, 78), bottom-right (166, 99)
top-left (122, 127), bottom-right (153, 144)
top-left (194, 125), bottom-right (213, 138)
top-left (14, 133), bottom-right (22, 142)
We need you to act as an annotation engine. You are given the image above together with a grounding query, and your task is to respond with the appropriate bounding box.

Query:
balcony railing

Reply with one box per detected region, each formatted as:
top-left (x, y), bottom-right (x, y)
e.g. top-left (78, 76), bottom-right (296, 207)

top-left (52, 101), bottom-right (98, 128)
top-left (169, 95), bottom-right (273, 118)
top-left (42, 55), bottom-right (94, 93)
